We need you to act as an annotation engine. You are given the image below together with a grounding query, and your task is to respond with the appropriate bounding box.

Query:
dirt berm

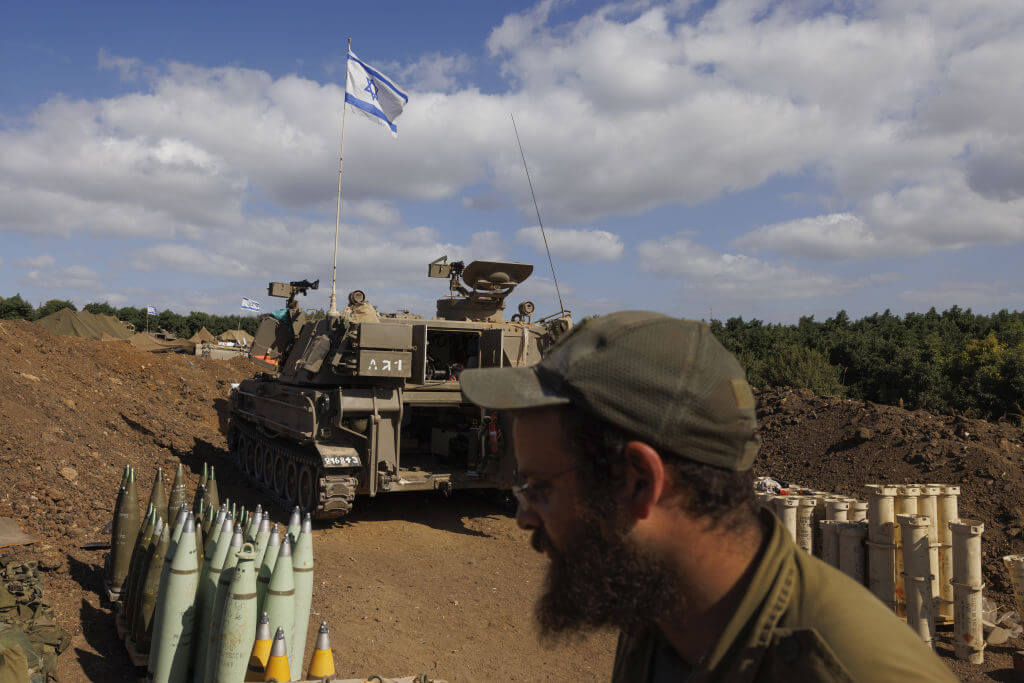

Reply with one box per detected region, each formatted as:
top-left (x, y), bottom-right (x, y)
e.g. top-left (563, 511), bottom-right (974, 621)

top-left (0, 318), bottom-right (1021, 680)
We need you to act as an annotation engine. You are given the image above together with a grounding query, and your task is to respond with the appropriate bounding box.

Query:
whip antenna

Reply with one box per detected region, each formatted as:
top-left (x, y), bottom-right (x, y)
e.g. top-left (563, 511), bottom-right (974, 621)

top-left (511, 114), bottom-right (565, 316)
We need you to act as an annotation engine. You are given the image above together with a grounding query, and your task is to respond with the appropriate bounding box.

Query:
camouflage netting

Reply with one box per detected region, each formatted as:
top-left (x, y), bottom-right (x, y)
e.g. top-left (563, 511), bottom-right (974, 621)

top-left (0, 557), bottom-right (69, 683)
top-left (34, 309), bottom-right (132, 341)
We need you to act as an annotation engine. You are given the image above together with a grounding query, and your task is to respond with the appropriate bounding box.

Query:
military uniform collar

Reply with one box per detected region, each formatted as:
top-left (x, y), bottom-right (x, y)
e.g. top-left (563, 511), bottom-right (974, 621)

top-left (690, 508), bottom-right (797, 682)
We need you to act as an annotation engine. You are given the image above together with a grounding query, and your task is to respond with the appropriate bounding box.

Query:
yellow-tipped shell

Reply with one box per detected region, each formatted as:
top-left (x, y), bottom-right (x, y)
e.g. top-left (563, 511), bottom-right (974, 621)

top-left (306, 621), bottom-right (335, 679)
top-left (246, 612), bottom-right (273, 681)
top-left (263, 627), bottom-right (290, 682)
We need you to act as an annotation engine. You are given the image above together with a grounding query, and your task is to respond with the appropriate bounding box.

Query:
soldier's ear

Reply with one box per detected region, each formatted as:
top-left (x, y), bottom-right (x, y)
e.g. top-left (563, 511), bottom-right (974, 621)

top-left (621, 441), bottom-right (664, 520)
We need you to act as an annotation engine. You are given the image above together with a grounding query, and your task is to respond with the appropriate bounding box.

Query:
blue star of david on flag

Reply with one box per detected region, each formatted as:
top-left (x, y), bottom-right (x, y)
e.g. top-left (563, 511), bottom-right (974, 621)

top-left (345, 49), bottom-right (408, 137)
top-left (363, 77), bottom-right (378, 102)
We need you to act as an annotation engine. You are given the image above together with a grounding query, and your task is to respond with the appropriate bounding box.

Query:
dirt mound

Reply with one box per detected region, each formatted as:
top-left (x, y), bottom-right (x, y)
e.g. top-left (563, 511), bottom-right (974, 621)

top-left (753, 386), bottom-right (1024, 607)
top-left (0, 319), bottom-right (258, 679)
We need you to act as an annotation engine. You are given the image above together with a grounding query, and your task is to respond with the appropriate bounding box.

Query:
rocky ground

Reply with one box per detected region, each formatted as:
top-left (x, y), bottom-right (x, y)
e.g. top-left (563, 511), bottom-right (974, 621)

top-left (0, 318), bottom-right (1022, 681)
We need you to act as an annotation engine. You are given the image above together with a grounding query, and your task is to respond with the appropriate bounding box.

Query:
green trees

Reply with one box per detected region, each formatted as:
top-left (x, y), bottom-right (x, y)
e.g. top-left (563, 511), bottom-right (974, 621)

top-left (0, 294), bottom-right (34, 320)
top-left (711, 307), bottom-right (1024, 421)
top-left (0, 296), bottom-right (260, 338)
top-left (84, 301), bottom-right (117, 316)
top-left (35, 299), bottom-right (77, 318)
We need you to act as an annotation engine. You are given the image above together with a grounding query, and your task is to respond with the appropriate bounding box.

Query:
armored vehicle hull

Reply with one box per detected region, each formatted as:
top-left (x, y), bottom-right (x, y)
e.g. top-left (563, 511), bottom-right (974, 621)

top-left (228, 260), bottom-right (570, 519)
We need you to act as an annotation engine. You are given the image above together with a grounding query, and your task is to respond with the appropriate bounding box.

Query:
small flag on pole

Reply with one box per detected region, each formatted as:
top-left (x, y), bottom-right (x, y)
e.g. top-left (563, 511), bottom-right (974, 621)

top-left (241, 297), bottom-right (261, 312)
top-left (345, 49), bottom-right (408, 137)
top-left (146, 305), bottom-right (158, 316)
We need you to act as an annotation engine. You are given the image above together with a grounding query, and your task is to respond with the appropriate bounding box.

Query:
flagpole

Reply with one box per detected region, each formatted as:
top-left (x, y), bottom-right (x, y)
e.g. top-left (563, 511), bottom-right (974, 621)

top-left (327, 37), bottom-right (352, 319)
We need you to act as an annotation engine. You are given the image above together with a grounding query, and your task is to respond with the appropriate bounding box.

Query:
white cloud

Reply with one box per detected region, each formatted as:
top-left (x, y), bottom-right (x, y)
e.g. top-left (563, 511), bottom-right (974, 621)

top-left (22, 264), bottom-right (102, 291)
top-left (3, 1), bottom-right (1019, 243)
top-left (734, 172), bottom-right (1024, 260)
top-left (96, 292), bottom-right (130, 307)
top-left (125, 214), bottom-right (518, 308)
top-left (516, 226), bottom-right (624, 262)
top-left (733, 214), bottom-right (883, 260)
top-left (965, 138), bottom-right (1024, 202)
top-left (393, 53), bottom-right (471, 93)
top-left (132, 244), bottom-right (251, 277)
top-left (97, 48), bottom-right (152, 82)
top-left (2, 0), bottom-right (1024, 312)
top-left (899, 282), bottom-right (1024, 313)
top-left (468, 230), bottom-right (506, 260)
top-left (344, 199), bottom-right (402, 226)
top-left (637, 233), bottom-right (855, 299)
top-left (14, 253), bottom-right (56, 269)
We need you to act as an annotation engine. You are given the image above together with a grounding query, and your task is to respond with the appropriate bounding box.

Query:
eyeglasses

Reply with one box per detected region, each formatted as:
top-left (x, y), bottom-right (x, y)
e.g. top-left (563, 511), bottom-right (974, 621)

top-left (512, 466), bottom-right (578, 508)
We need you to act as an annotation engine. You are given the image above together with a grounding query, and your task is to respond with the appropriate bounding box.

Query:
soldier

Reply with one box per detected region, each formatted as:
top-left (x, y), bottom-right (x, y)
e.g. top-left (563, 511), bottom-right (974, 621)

top-left (461, 311), bottom-right (956, 682)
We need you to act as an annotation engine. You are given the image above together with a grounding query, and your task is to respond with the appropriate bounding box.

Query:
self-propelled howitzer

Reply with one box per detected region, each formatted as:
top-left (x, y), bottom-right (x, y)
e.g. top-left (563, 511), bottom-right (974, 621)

top-left (228, 258), bottom-right (572, 519)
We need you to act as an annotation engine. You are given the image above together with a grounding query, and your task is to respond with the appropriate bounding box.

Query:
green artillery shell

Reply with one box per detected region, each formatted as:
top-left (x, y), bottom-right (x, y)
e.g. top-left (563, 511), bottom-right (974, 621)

top-left (121, 506), bottom-right (156, 635)
top-left (111, 481), bottom-right (140, 593)
top-left (167, 463), bottom-right (188, 524)
top-left (263, 535), bottom-right (295, 673)
top-left (253, 517), bottom-right (271, 569)
top-left (113, 469), bottom-right (142, 592)
top-left (286, 507), bottom-right (301, 547)
top-left (246, 505), bottom-right (263, 543)
top-left (205, 509), bottom-right (228, 557)
top-left (149, 513), bottom-right (200, 683)
top-left (203, 528), bottom-right (244, 682)
top-left (107, 464), bottom-right (130, 585)
top-left (289, 513), bottom-right (314, 682)
top-left (149, 506), bottom-right (188, 671)
top-left (193, 484), bottom-right (208, 523)
top-left (211, 543), bottom-right (258, 683)
top-left (256, 525), bottom-right (281, 614)
top-left (204, 466), bottom-right (220, 512)
top-left (107, 485), bottom-right (123, 586)
top-left (194, 507), bottom-right (205, 570)
top-left (194, 515), bottom-right (234, 680)
top-left (148, 467), bottom-right (168, 524)
top-left (132, 519), bottom-right (169, 655)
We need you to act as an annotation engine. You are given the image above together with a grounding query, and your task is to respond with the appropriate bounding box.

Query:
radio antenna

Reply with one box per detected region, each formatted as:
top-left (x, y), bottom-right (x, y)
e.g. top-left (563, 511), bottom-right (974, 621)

top-left (511, 114), bottom-right (565, 317)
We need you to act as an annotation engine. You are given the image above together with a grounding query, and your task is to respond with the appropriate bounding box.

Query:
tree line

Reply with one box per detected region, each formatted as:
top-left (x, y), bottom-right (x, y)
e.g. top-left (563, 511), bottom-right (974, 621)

top-left (0, 295), bottom-right (261, 337)
top-left (4, 294), bottom-right (1023, 421)
top-left (710, 307), bottom-right (1024, 422)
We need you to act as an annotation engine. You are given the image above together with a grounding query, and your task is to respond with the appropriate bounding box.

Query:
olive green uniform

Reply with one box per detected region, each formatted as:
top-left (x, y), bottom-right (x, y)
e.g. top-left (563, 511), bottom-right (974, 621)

top-left (612, 511), bottom-right (957, 682)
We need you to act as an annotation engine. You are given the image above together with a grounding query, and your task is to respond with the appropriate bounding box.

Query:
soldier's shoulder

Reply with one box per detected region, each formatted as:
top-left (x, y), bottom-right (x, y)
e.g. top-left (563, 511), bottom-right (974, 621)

top-left (779, 550), bottom-right (958, 682)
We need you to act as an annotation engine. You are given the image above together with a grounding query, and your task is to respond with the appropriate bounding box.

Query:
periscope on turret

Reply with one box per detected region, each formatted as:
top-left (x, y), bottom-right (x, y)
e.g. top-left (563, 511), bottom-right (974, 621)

top-left (228, 257), bottom-right (573, 520)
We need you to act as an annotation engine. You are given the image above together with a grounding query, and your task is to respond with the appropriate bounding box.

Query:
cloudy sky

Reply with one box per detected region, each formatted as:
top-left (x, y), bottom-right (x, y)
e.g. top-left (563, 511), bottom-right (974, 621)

top-left (2, 0), bottom-right (1022, 322)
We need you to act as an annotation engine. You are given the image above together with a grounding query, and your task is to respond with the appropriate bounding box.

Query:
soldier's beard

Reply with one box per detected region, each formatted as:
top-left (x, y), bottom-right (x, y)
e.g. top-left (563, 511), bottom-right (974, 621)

top-left (532, 504), bottom-right (684, 641)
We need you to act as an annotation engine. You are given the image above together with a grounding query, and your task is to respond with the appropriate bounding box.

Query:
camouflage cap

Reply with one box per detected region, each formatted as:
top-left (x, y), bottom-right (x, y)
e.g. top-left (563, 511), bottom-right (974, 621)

top-left (459, 311), bottom-right (760, 471)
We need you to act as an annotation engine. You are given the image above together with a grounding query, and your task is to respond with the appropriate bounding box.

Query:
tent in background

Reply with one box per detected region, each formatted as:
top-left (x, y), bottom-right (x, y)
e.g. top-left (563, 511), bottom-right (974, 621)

top-left (188, 326), bottom-right (217, 344)
top-left (36, 309), bottom-right (133, 340)
top-left (216, 329), bottom-right (253, 346)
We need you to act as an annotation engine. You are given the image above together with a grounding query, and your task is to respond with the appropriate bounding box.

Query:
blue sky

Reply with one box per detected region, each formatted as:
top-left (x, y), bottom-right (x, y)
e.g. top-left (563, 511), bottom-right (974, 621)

top-left (2, 0), bottom-right (1023, 323)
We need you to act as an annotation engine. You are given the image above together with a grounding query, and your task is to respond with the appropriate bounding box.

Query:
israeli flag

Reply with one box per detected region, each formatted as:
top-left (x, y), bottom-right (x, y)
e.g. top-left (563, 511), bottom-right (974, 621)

top-left (146, 305), bottom-right (158, 316)
top-left (241, 297), bottom-right (261, 312)
top-left (345, 50), bottom-right (408, 137)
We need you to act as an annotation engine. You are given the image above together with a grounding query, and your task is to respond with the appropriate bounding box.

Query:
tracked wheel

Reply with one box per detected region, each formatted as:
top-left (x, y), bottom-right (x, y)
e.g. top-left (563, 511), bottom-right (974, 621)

top-left (273, 450), bottom-right (288, 498)
top-left (249, 440), bottom-right (262, 483)
top-left (285, 460), bottom-right (299, 507)
top-left (298, 465), bottom-right (316, 513)
top-left (256, 444), bottom-right (270, 486)
top-left (241, 435), bottom-right (255, 476)
top-left (231, 418), bottom-right (358, 520)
